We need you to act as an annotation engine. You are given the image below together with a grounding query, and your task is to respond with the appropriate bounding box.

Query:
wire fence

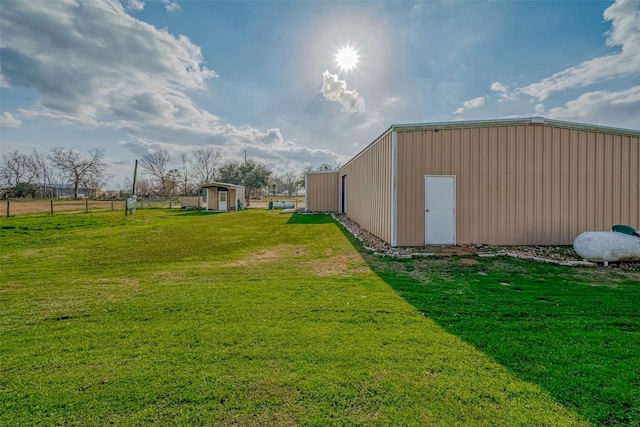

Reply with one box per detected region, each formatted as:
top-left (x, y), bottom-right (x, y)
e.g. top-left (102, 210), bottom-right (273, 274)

top-left (1, 197), bottom-right (181, 217)
top-left (1, 196), bottom-right (306, 217)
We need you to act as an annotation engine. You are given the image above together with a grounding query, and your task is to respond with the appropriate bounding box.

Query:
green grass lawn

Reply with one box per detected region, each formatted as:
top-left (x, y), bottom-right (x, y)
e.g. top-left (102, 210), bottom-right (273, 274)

top-left (368, 253), bottom-right (639, 427)
top-left (0, 209), bottom-right (636, 426)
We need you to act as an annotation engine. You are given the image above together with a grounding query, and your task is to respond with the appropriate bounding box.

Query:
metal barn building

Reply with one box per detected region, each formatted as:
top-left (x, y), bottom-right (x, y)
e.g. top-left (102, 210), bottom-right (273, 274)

top-left (305, 118), bottom-right (640, 246)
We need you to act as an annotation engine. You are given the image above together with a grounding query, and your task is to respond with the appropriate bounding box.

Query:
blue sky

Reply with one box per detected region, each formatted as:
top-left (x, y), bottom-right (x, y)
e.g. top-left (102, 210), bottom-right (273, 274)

top-left (1, 0), bottom-right (639, 188)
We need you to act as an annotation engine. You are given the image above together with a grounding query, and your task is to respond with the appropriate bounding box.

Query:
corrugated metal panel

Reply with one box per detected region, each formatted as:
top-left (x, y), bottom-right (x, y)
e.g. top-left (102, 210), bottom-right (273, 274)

top-left (397, 123), bottom-right (640, 245)
top-left (305, 172), bottom-right (338, 212)
top-left (340, 132), bottom-right (393, 243)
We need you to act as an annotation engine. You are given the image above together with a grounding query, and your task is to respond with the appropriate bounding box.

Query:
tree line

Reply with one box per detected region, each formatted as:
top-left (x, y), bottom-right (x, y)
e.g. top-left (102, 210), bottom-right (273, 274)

top-left (0, 147), bottom-right (107, 199)
top-left (0, 146), bottom-right (338, 200)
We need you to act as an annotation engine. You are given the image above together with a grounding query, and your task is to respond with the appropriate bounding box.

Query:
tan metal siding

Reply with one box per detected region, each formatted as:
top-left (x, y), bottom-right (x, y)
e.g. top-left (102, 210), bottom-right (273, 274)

top-left (229, 189), bottom-right (238, 210)
top-left (306, 172), bottom-right (339, 212)
top-left (397, 124), bottom-right (640, 246)
top-left (205, 187), bottom-right (245, 211)
top-left (340, 133), bottom-right (393, 243)
top-left (207, 188), bottom-right (218, 210)
top-left (237, 187), bottom-right (246, 208)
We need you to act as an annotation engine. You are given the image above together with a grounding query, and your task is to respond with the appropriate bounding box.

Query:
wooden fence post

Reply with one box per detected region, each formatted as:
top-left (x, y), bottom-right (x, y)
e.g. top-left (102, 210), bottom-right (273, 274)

top-left (6, 200), bottom-right (9, 217)
top-left (85, 198), bottom-right (88, 213)
top-left (50, 199), bottom-right (54, 215)
top-left (111, 200), bottom-right (114, 210)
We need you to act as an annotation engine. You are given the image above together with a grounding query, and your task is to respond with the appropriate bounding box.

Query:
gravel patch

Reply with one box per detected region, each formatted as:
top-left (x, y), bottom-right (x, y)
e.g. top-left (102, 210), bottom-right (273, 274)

top-left (331, 213), bottom-right (640, 271)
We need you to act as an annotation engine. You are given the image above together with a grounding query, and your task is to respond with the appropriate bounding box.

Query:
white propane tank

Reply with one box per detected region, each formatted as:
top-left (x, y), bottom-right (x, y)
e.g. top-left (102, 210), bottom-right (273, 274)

top-left (271, 201), bottom-right (294, 209)
top-left (573, 232), bottom-right (640, 262)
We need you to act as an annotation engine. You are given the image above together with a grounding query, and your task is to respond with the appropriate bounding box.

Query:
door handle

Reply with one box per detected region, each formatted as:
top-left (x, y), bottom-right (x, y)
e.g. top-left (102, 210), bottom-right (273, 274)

top-left (426, 209), bottom-right (430, 212)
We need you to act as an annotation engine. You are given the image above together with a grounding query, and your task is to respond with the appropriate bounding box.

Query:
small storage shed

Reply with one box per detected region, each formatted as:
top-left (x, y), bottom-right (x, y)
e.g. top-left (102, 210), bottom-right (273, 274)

top-left (200, 182), bottom-right (246, 212)
top-left (306, 117), bottom-right (639, 246)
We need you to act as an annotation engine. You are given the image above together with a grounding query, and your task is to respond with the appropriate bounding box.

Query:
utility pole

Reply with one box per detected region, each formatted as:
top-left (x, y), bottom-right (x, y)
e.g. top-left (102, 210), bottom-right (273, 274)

top-left (125, 159), bottom-right (138, 216)
top-left (132, 159), bottom-right (138, 196)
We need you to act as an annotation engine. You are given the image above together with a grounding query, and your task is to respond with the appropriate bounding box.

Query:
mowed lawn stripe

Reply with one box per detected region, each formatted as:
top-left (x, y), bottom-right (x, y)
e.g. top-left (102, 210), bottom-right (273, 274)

top-left (1, 209), bottom-right (586, 426)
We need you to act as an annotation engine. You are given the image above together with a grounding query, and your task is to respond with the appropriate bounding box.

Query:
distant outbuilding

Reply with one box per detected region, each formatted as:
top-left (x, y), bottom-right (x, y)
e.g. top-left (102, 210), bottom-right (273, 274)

top-left (200, 182), bottom-right (246, 212)
top-left (306, 117), bottom-right (639, 246)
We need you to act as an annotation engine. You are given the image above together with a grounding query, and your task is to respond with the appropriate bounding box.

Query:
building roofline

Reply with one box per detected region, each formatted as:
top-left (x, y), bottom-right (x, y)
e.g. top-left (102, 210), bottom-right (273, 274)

top-left (340, 127), bottom-right (394, 171)
top-left (199, 181), bottom-right (244, 189)
top-left (389, 117), bottom-right (640, 136)
top-left (305, 170), bottom-right (339, 175)
top-left (339, 117), bottom-right (639, 172)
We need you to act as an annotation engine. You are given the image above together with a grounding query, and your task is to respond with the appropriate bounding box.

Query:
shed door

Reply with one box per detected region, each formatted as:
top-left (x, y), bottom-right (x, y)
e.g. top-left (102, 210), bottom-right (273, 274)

top-left (425, 175), bottom-right (456, 245)
top-left (218, 190), bottom-right (228, 211)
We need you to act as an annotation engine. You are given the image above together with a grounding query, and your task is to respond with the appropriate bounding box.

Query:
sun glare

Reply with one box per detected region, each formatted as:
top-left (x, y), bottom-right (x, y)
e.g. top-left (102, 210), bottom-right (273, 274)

top-left (335, 46), bottom-right (359, 71)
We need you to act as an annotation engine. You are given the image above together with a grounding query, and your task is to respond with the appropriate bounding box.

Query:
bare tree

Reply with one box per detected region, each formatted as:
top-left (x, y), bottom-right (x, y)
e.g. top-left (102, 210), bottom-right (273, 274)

top-left (190, 147), bottom-right (221, 184)
top-left (139, 149), bottom-right (172, 196)
top-left (121, 176), bottom-right (134, 198)
top-left (30, 149), bottom-right (54, 197)
top-left (0, 150), bottom-right (35, 190)
top-left (166, 169), bottom-right (181, 197)
top-left (48, 147), bottom-right (107, 198)
top-left (83, 167), bottom-right (112, 198)
top-left (281, 172), bottom-right (299, 197)
top-left (179, 152), bottom-right (195, 196)
top-left (135, 177), bottom-right (154, 197)
top-left (268, 175), bottom-right (284, 196)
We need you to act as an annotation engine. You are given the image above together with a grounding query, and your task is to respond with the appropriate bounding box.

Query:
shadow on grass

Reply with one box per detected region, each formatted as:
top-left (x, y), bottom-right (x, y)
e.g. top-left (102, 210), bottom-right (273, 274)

top-left (285, 213), bottom-right (335, 225)
top-left (293, 213), bottom-right (639, 427)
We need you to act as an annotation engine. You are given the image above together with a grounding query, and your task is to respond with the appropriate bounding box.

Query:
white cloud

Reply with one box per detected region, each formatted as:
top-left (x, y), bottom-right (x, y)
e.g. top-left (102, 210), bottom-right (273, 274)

top-left (0, 0), bottom-right (215, 128)
top-left (122, 0), bottom-right (144, 11)
top-left (603, 0), bottom-right (640, 49)
top-left (474, 0), bottom-right (639, 130)
top-left (383, 96), bottom-right (403, 108)
top-left (490, 82), bottom-right (507, 93)
top-left (452, 96), bottom-right (484, 115)
top-left (162, 0), bottom-right (181, 13)
top-left (0, 112), bottom-right (22, 128)
top-left (545, 86), bottom-right (640, 129)
top-left (490, 81), bottom-right (517, 102)
top-left (520, 0), bottom-right (640, 101)
top-left (320, 71), bottom-right (366, 114)
top-left (463, 97), bottom-right (485, 109)
top-left (119, 123), bottom-right (346, 174)
top-left (0, 0), bottom-right (342, 178)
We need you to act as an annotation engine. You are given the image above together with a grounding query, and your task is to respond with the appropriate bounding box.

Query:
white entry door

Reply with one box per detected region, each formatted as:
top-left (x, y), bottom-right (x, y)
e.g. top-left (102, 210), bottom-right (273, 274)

top-left (218, 190), bottom-right (228, 211)
top-left (424, 175), bottom-right (456, 245)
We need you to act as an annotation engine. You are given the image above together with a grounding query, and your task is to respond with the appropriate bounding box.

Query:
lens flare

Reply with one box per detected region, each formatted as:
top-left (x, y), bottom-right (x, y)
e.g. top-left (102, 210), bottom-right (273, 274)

top-left (335, 46), bottom-right (359, 71)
